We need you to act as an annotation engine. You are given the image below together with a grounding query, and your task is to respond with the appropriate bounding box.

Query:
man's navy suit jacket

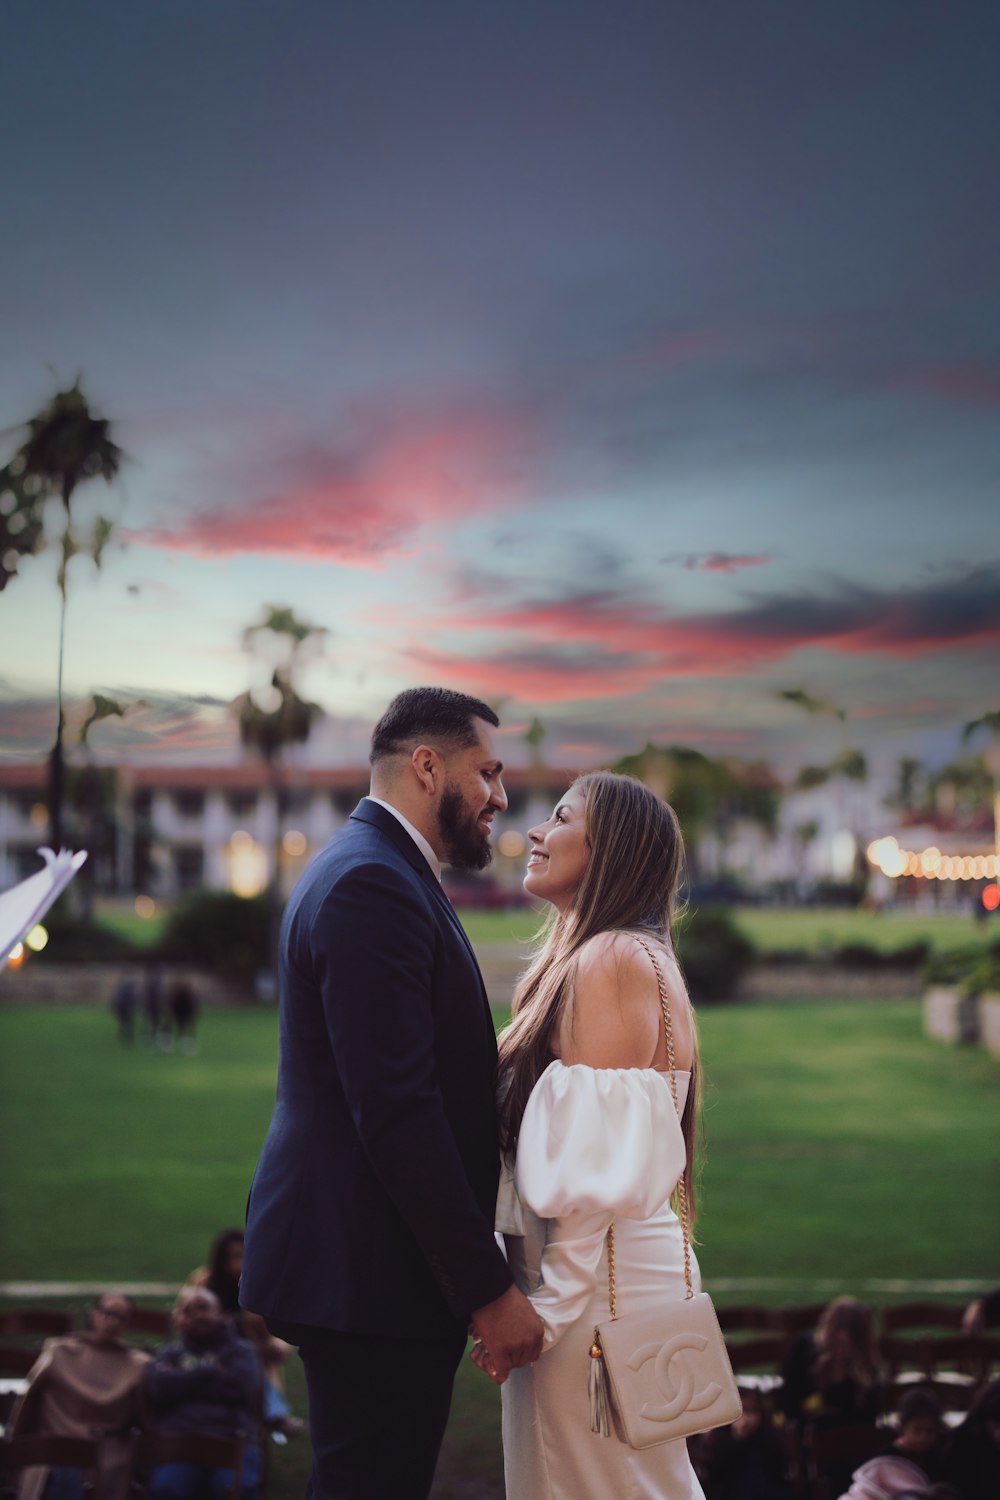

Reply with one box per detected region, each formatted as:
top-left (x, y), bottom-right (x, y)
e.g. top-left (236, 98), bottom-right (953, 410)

top-left (240, 798), bottom-right (513, 1341)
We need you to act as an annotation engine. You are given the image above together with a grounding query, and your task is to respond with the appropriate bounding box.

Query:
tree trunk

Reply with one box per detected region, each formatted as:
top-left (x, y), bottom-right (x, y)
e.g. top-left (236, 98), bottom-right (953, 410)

top-left (48, 583), bottom-right (69, 850)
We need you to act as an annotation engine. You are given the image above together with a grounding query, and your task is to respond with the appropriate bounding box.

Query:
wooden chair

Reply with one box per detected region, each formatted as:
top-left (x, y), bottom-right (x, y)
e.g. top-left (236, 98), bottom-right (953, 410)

top-left (719, 1302), bottom-right (791, 1338)
top-left (0, 1347), bottom-right (39, 1437)
top-left (132, 1431), bottom-right (245, 1499)
top-left (126, 1308), bottom-right (172, 1343)
top-left (881, 1332), bottom-right (1000, 1385)
top-left (922, 1334), bottom-right (1000, 1385)
top-left (0, 1348), bottom-right (39, 1379)
top-left (878, 1377), bottom-right (976, 1419)
top-left (0, 1434), bottom-right (99, 1494)
top-left (0, 1310), bottom-right (73, 1339)
top-left (804, 1423), bottom-right (885, 1500)
top-left (716, 1304), bottom-right (786, 1337)
top-left (879, 1335), bottom-right (933, 1381)
top-left (881, 1301), bottom-right (966, 1337)
top-left (726, 1336), bottom-right (788, 1389)
top-left (777, 1303), bottom-right (828, 1336)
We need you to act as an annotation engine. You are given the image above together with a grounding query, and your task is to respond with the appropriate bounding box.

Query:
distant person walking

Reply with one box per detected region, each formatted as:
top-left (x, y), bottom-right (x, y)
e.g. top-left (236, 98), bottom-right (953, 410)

top-left (167, 978), bottom-right (199, 1055)
top-left (111, 971), bottom-right (139, 1045)
top-left (142, 962), bottom-right (164, 1044)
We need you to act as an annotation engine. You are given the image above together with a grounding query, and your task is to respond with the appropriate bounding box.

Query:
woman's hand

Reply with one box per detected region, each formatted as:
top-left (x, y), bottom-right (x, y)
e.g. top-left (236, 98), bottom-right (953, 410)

top-left (468, 1336), bottom-right (504, 1386)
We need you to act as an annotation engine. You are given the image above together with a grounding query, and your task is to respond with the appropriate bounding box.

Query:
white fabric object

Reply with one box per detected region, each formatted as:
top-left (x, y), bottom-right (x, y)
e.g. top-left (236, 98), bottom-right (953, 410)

top-left (517, 1060), bottom-right (688, 1218)
top-left (0, 848), bottom-right (87, 971)
top-left (838, 1455), bottom-right (933, 1499)
top-left (499, 1061), bottom-right (704, 1498)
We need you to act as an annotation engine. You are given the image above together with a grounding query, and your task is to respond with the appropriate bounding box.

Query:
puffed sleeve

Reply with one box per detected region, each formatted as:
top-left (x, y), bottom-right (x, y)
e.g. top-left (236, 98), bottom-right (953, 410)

top-left (514, 1061), bottom-right (686, 1349)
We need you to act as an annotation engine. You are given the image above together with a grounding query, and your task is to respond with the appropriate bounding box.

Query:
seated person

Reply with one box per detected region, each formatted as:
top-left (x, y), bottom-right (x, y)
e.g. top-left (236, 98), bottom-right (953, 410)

top-left (693, 1385), bottom-right (790, 1498)
top-left (886, 1387), bottom-right (947, 1483)
top-left (10, 1293), bottom-right (148, 1500)
top-left (186, 1228), bottom-right (301, 1439)
top-left (961, 1286), bottom-right (1000, 1335)
top-left (779, 1296), bottom-right (881, 1497)
top-left (940, 1378), bottom-right (1000, 1500)
top-left (780, 1295), bottom-right (881, 1428)
top-left (144, 1287), bottom-right (263, 1500)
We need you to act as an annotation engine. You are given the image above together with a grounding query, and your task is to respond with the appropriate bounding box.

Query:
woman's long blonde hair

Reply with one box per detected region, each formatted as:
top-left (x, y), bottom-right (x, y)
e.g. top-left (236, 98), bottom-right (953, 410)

top-left (497, 771), bottom-right (702, 1224)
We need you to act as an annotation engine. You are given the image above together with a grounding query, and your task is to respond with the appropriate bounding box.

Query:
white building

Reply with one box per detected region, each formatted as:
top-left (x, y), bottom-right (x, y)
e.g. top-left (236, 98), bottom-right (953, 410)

top-left (0, 763), bottom-right (573, 899)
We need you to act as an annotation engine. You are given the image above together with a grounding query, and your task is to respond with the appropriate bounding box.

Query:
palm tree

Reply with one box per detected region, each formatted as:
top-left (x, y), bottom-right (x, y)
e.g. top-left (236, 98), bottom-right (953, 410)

top-left (6, 381), bottom-right (122, 847)
top-left (886, 756), bottom-right (925, 820)
top-left (779, 689), bottom-right (869, 890)
top-left (962, 711), bottom-right (1000, 867)
top-left (233, 607), bottom-right (327, 983)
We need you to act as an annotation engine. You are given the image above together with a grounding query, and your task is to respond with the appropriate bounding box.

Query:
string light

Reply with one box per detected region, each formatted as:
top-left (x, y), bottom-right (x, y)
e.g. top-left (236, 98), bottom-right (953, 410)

top-left (866, 836), bottom-right (999, 882)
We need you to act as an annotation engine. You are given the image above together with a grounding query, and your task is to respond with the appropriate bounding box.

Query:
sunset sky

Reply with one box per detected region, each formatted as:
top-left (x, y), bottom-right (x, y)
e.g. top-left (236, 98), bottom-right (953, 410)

top-left (2, 1), bottom-right (998, 777)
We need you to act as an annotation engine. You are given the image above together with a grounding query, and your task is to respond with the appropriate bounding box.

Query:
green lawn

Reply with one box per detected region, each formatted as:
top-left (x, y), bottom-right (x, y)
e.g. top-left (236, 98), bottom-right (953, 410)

top-left (2, 999), bottom-right (996, 1286)
top-left (91, 896), bottom-right (996, 959)
top-left (2, 998), bottom-right (996, 1498)
top-left (461, 902), bottom-right (998, 953)
top-left (729, 905), bottom-right (995, 956)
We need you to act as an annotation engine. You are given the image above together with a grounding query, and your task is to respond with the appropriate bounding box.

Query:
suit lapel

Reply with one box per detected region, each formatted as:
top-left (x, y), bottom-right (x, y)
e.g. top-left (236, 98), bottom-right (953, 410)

top-left (351, 798), bottom-right (494, 1021)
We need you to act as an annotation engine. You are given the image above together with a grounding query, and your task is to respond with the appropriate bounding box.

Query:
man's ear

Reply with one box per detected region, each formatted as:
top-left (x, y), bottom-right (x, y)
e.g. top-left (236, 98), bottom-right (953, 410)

top-left (410, 744), bottom-right (442, 796)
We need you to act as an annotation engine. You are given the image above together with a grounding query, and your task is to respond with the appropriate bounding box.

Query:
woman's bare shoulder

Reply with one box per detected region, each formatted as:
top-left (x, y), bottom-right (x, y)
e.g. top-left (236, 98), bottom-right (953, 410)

top-left (574, 928), bottom-right (652, 981)
top-left (563, 931), bottom-right (662, 1067)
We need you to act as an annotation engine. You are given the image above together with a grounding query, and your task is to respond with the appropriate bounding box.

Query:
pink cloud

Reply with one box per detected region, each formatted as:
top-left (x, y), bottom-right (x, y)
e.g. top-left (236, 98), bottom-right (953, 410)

top-left (402, 644), bottom-right (668, 704)
top-left (403, 568), bottom-right (1000, 705)
top-left (132, 409), bottom-right (535, 566)
top-left (683, 552), bottom-right (772, 574)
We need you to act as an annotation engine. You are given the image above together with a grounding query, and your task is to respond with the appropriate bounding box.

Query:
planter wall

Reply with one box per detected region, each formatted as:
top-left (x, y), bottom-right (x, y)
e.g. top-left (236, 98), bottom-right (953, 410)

top-left (979, 993), bottom-right (1000, 1059)
top-left (0, 963), bottom-right (251, 1007)
top-left (923, 984), bottom-right (980, 1044)
top-left (743, 964), bottom-right (919, 1001)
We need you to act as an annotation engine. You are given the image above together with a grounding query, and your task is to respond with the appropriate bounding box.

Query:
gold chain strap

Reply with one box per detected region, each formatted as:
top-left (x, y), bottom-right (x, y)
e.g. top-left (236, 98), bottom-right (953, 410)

top-left (604, 935), bottom-right (693, 1321)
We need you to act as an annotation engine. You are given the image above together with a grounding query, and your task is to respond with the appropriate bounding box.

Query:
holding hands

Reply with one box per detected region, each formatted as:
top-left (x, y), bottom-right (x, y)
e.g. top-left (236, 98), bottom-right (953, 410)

top-left (469, 1284), bottom-right (544, 1384)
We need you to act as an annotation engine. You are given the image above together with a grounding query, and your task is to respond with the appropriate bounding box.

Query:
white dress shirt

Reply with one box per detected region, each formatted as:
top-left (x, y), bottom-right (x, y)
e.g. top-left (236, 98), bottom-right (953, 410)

top-left (366, 795), bottom-right (442, 882)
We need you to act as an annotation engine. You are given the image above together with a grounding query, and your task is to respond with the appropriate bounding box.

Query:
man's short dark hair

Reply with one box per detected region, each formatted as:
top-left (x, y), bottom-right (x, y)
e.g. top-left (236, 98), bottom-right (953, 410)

top-left (91, 1292), bottom-right (135, 1319)
top-left (369, 687), bottom-right (499, 765)
top-left (896, 1387), bottom-right (942, 1425)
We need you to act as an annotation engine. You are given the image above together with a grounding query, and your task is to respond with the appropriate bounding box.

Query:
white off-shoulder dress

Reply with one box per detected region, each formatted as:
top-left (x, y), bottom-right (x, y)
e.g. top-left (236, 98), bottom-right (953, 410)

top-left (497, 1061), bottom-right (706, 1500)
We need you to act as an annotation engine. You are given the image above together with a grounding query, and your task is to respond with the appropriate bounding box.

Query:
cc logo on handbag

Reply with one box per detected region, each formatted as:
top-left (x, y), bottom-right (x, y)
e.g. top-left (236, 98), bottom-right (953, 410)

top-left (628, 1333), bottom-right (723, 1422)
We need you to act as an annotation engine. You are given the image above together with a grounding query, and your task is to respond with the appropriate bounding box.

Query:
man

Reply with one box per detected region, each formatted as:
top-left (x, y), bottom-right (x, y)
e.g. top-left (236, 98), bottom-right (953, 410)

top-left (240, 686), bottom-right (543, 1499)
top-left (145, 1287), bottom-right (263, 1500)
top-left (11, 1294), bottom-right (148, 1500)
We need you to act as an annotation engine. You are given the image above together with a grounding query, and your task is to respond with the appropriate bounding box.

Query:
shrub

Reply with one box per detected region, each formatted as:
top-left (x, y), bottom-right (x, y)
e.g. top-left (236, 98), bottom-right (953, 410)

top-left (963, 951), bottom-right (1000, 998)
top-left (156, 890), bottom-right (268, 979)
top-left (884, 939), bottom-right (931, 968)
top-left (763, 947), bottom-right (811, 967)
top-left (674, 906), bottom-right (756, 1003)
top-left (830, 941), bottom-right (885, 969)
top-left (39, 898), bottom-right (136, 962)
top-left (921, 946), bottom-right (983, 987)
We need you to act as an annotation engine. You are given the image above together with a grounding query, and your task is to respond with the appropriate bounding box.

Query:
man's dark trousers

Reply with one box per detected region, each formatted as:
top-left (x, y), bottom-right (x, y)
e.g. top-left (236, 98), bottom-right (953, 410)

top-left (240, 800), bottom-right (513, 1500)
top-left (273, 1323), bottom-right (467, 1500)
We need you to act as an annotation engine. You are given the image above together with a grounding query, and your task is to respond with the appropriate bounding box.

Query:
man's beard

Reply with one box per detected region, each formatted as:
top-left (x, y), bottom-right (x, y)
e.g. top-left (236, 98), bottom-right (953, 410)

top-left (438, 784), bottom-right (493, 872)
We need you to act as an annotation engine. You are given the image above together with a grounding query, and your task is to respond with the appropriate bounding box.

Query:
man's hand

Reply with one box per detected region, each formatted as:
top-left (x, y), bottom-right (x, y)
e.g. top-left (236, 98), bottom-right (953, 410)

top-left (469, 1284), bottom-right (544, 1383)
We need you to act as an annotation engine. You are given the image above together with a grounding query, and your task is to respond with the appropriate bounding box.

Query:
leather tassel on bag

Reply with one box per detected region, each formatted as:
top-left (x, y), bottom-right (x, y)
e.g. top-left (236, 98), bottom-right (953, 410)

top-left (589, 1334), bottom-right (611, 1437)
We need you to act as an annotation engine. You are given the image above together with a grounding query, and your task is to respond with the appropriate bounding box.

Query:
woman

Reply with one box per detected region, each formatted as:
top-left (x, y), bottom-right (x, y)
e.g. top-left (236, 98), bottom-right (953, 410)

top-left (481, 771), bottom-right (705, 1499)
top-left (10, 1294), bottom-right (148, 1500)
top-left (187, 1228), bottom-right (302, 1438)
top-left (779, 1296), bottom-right (881, 1429)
